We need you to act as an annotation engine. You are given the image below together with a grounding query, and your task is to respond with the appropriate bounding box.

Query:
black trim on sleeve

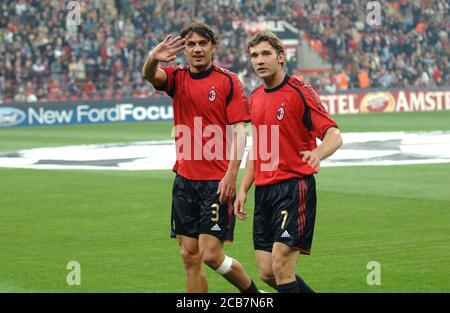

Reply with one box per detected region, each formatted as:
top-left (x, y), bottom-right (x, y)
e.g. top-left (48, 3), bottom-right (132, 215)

top-left (226, 81), bottom-right (234, 106)
top-left (168, 69), bottom-right (180, 97)
top-left (287, 82), bottom-right (312, 130)
top-left (213, 68), bottom-right (234, 107)
top-left (320, 125), bottom-right (339, 141)
top-left (153, 81), bottom-right (167, 91)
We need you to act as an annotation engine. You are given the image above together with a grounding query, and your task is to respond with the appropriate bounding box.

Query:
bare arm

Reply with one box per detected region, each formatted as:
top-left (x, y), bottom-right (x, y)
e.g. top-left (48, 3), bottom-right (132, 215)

top-left (300, 127), bottom-right (343, 170)
top-left (238, 151), bottom-right (255, 194)
top-left (141, 54), bottom-right (167, 88)
top-left (316, 127), bottom-right (343, 159)
top-left (217, 122), bottom-right (247, 204)
top-left (141, 35), bottom-right (185, 88)
top-left (233, 146), bottom-right (255, 220)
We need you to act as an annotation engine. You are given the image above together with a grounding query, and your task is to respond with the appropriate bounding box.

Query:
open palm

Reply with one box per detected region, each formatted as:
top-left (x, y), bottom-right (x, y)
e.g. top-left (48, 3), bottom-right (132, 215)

top-left (152, 35), bottom-right (185, 62)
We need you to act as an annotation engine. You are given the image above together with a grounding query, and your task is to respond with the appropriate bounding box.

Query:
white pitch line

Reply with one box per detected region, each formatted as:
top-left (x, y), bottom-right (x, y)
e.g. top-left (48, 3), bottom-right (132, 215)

top-left (0, 131), bottom-right (449, 171)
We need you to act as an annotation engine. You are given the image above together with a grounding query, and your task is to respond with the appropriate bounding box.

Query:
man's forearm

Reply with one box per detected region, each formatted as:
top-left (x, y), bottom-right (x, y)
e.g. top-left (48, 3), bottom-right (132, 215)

top-left (141, 53), bottom-right (160, 83)
top-left (316, 127), bottom-right (343, 160)
top-left (226, 123), bottom-right (247, 177)
top-left (239, 154), bottom-right (254, 193)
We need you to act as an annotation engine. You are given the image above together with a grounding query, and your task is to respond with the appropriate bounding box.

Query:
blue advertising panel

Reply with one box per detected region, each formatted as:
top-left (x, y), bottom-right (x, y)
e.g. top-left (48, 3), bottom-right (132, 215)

top-left (0, 98), bottom-right (173, 128)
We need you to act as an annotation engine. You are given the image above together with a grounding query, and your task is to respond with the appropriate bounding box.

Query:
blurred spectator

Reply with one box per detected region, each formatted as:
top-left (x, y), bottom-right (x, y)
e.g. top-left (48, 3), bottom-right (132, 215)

top-left (32, 59), bottom-right (46, 75)
top-left (14, 86), bottom-right (26, 102)
top-left (358, 69), bottom-right (371, 89)
top-left (84, 80), bottom-right (95, 95)
top-left (26, 91), bottom-right (38, 102)
top-left (0, 0), bottom-right (449, 102)
top-left (379, 70), bottom-right (394, 88)
top-left (68, 56), bottom-right (86, 81)
top-left (333, 68), bottom-right (350, 90)
top-left (323, 73), bottom-right (337, 93)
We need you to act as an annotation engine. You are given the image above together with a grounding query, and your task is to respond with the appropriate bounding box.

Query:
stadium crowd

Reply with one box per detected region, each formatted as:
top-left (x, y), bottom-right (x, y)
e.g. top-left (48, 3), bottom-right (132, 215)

top-left (0, 0), bottom-right (449, 102)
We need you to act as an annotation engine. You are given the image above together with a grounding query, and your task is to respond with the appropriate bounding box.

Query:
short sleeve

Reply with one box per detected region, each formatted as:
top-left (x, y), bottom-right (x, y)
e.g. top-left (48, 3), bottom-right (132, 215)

top-left (154, 66), bottom-right (179, 97)
top-left (302, 84), bottom-right (338, 140)
top-left (226, 75), bottom-right (251, 124)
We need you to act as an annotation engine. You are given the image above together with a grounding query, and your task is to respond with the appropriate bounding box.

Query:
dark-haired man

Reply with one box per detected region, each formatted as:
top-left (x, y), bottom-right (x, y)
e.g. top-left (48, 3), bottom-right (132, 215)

top-left (142, 22), bottom-right (258, 293)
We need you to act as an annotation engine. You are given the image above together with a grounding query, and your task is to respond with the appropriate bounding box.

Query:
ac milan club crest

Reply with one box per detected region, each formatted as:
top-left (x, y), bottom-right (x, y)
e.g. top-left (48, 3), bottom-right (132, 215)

top-left (276, 106), bottom-right (285, 120)
top-left (208, 88), bottom-right (216, 102)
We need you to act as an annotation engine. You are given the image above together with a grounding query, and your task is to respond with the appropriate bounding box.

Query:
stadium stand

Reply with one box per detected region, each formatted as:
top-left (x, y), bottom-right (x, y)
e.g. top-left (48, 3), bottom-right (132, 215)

top-left (0, 0), bottom-right (449, 103)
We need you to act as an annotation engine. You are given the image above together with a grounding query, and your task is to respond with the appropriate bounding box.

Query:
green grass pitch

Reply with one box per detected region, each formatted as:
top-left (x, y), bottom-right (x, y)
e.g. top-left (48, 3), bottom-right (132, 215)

top-left (0, 111), bottom-right (449, 292)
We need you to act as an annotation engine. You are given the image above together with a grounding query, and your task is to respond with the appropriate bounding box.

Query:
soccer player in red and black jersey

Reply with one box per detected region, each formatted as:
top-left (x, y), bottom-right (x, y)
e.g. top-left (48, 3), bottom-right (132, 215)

top-left (234, 31), bottom-right (343, 293)
top-left (142, 22), bottom-right (259, 293)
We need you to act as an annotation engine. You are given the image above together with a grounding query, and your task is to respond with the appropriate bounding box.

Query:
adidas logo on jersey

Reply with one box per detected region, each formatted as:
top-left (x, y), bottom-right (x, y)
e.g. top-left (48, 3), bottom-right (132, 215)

top-left (211, 224), bottom-right (222, 231)
top-left (281, 230), bottom-right (291, 238)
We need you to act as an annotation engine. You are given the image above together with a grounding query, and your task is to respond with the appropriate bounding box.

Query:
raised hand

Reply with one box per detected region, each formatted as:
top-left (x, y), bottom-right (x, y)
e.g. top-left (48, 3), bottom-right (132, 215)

top-left (150, 35), bottom-right (185, 62)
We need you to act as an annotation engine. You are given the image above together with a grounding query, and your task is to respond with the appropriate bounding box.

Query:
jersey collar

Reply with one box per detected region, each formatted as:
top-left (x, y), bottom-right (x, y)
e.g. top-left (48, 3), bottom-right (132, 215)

top-left (264, 74), bottom-right (290, 93)
top-left (189, 65), bottom-right (214, 80)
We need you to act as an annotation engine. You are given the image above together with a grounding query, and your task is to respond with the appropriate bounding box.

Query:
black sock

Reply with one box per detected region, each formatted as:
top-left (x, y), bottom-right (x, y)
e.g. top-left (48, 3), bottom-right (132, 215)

top-left (296, 274), bottom-right (315, 293)
top-left (242, 280), bottom-right (259, 293)
top-left (277, 280), bottom-right (299, 293)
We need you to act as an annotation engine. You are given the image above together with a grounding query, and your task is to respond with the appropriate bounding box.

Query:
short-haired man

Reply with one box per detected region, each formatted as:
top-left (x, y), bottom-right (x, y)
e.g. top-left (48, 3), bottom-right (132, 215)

top-left (235, 31), bottom-right (343, 293)
top-left (142, 22), bottom-right (258, 293)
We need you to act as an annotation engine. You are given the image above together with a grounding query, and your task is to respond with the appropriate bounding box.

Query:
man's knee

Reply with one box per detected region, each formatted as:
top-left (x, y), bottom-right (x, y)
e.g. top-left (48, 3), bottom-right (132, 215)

top-left (180, 247), bottom-right (202, 270)
top-left (202, 251), bottom-right (224, 270)
top-left (199, 235), bottom-right (226, 270)
top-left (272, 254), bottom-right (289, 278)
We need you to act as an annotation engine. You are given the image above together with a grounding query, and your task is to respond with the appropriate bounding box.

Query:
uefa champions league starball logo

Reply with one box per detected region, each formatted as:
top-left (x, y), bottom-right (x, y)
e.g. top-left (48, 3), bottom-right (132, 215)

top-left (208, 87), bottom-right (216, 102)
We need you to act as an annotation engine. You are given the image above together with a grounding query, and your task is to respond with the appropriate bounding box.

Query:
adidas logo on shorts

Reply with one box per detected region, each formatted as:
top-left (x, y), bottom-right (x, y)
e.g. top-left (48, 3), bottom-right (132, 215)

top-left (211, 224), bottom-right (222, 231)
top-left (281, 230), bottom-right (291, 238)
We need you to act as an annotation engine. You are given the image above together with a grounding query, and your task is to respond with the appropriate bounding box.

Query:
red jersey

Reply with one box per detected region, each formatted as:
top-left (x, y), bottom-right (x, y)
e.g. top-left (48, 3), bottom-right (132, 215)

top-left (156, 65), bottom-right (250, 180)
top-left (250, 75), bottom-right (338, 186)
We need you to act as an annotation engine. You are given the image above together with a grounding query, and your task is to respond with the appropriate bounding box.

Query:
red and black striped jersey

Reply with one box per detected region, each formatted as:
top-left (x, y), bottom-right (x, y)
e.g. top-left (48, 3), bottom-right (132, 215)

top-left (250, 75), bottom-right (338, 186)
top-left (156, 64), bottom-right (250, 180)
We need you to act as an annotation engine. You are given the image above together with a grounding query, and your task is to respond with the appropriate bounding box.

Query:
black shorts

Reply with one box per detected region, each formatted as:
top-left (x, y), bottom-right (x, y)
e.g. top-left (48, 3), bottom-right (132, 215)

top-left (170, 174), bottom-right (236, 241)
top-left (253, 176), bottom-right (317, 254)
